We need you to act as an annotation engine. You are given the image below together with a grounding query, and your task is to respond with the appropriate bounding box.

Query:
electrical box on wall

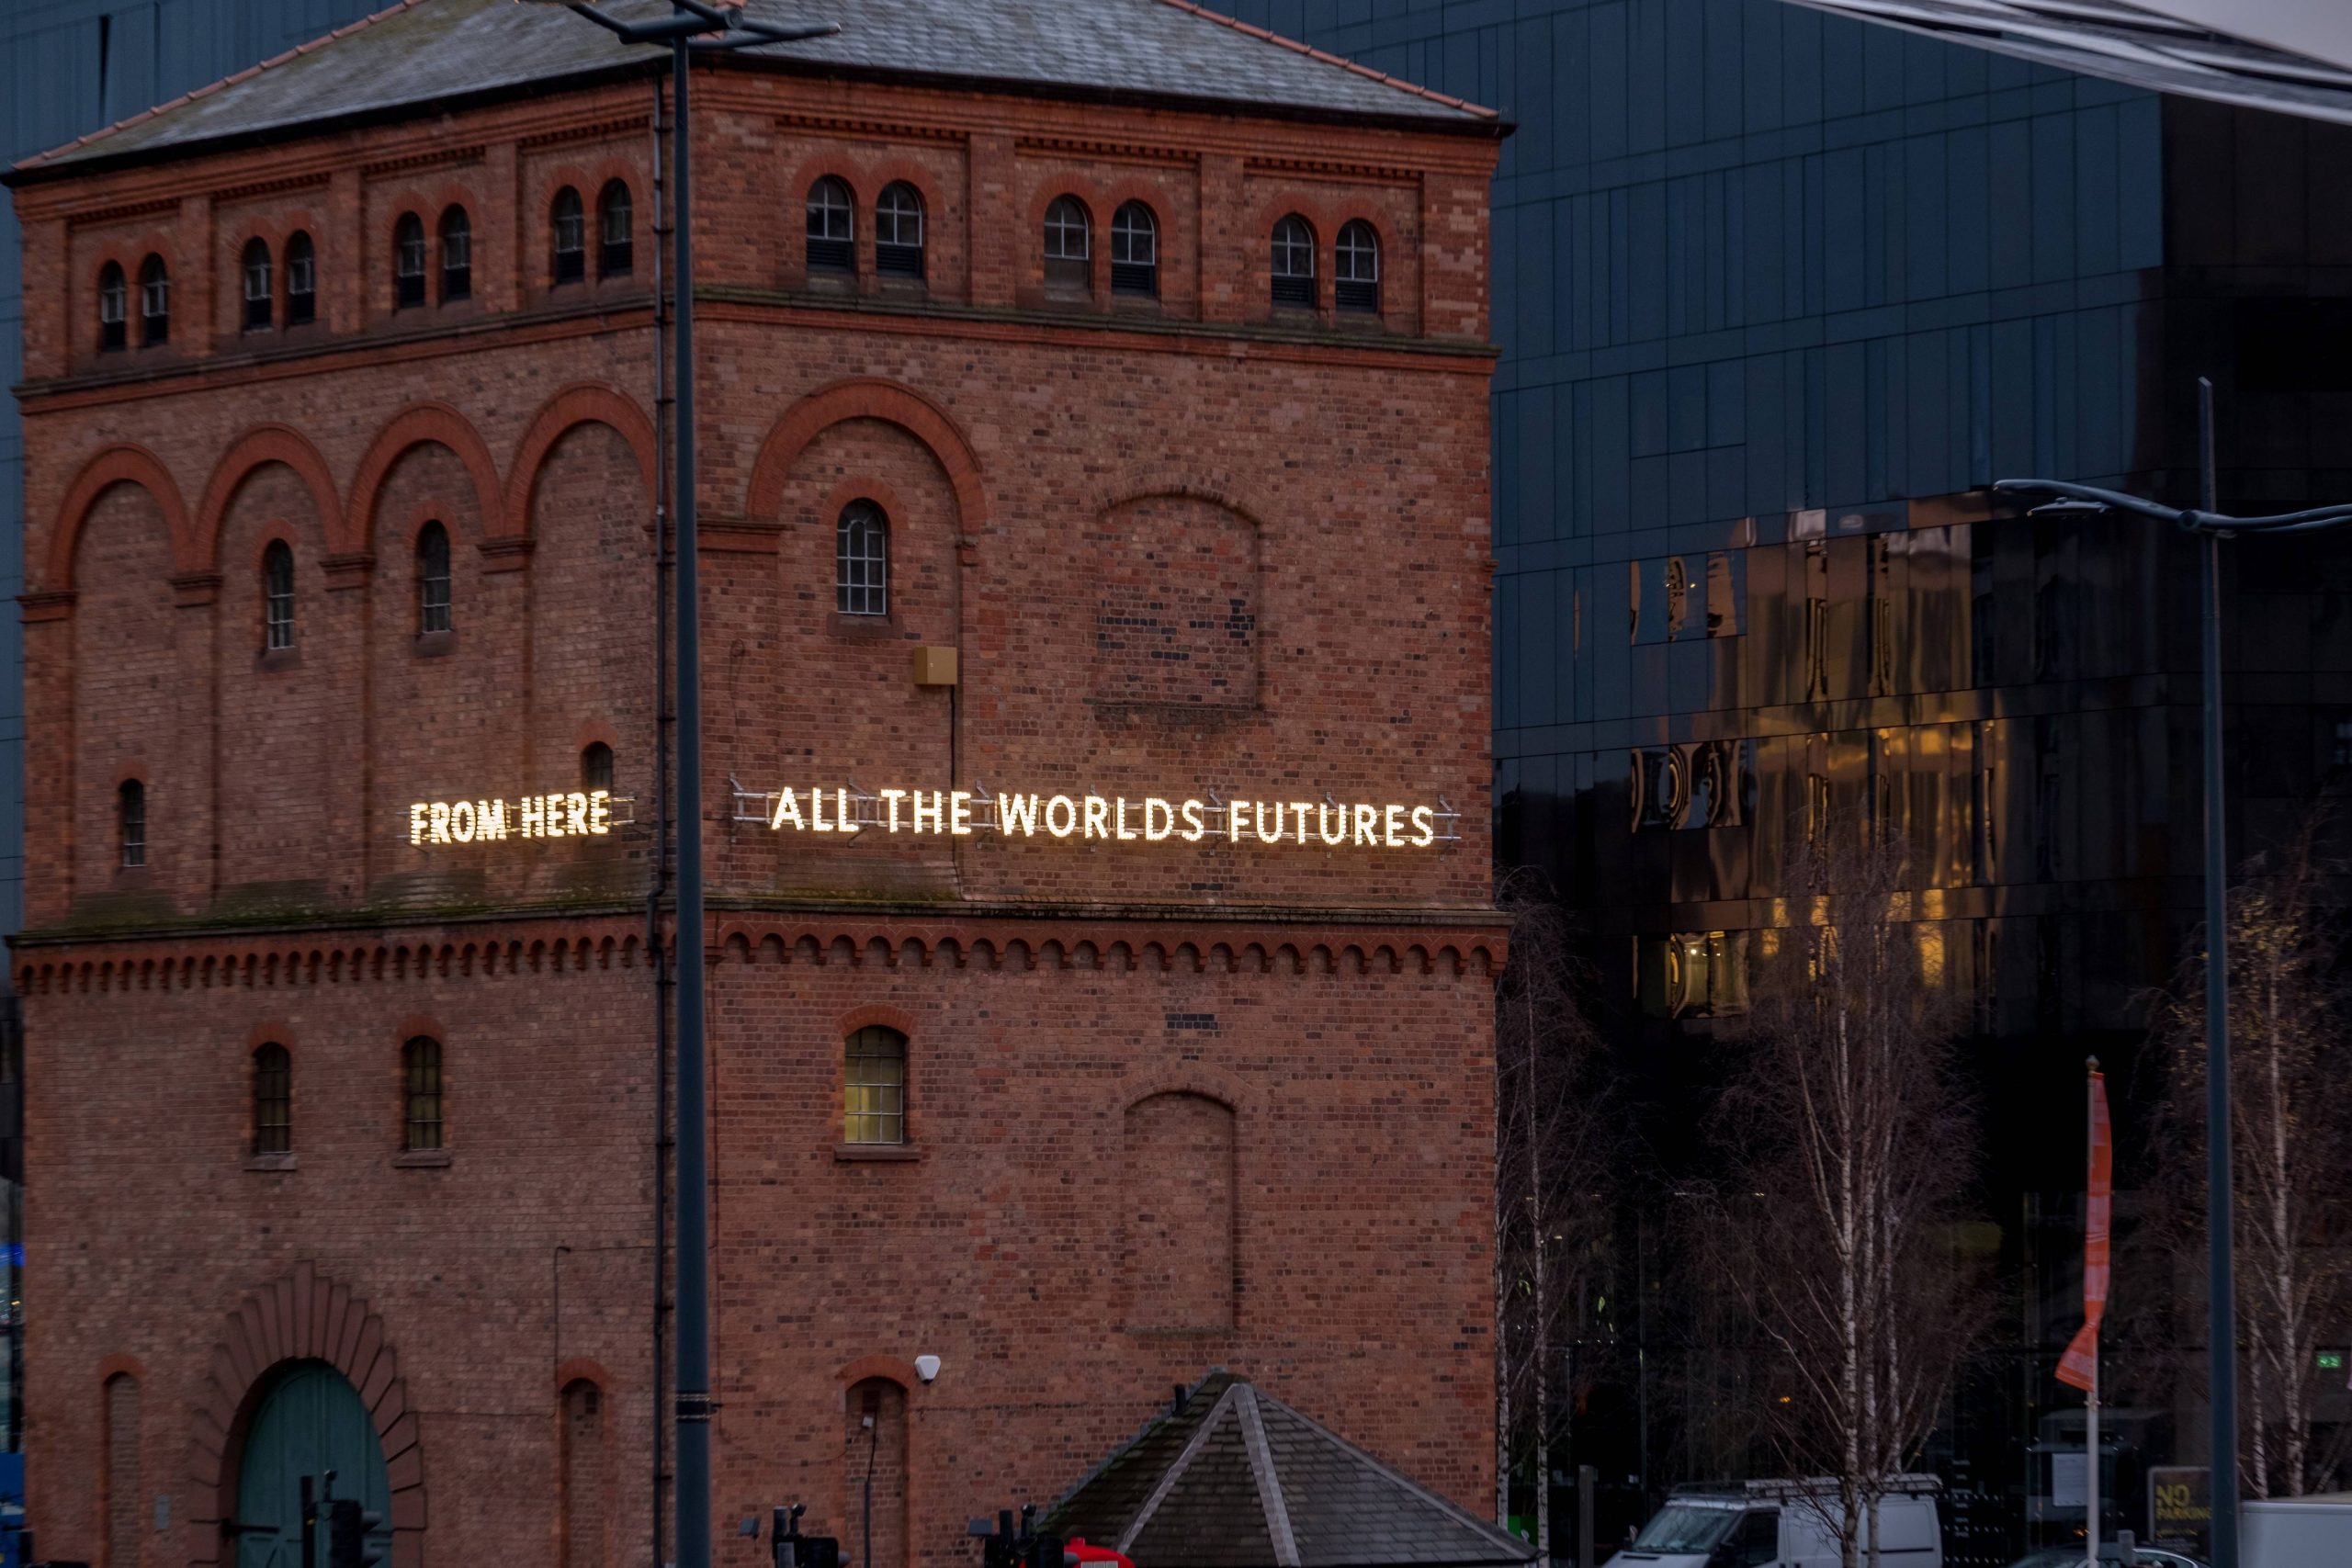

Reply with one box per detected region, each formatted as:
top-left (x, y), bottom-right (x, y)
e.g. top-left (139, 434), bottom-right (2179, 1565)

top-left (912, 646), bottom-right (959, 687)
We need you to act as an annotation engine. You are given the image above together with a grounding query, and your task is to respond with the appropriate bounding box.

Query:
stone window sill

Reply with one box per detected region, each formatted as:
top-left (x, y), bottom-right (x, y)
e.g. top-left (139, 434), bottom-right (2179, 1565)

top-left (392, 1149), bottom-right (451, 1168)
top-left (834, 1143), bottom-right (919, 1163)
top-left (256, 647), bottom-right (301, 673)
top-left (244, 1152), bottom-right (298, 1173)
top-left (830, 612), bottom-right (900, 638)
top-left (413, 629), bottom-right (457, 659)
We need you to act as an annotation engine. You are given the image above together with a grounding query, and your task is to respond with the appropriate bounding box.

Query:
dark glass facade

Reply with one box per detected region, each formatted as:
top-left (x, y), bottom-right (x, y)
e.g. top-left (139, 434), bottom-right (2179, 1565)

top-left (1231, 0), bottom-right (2352, 1554)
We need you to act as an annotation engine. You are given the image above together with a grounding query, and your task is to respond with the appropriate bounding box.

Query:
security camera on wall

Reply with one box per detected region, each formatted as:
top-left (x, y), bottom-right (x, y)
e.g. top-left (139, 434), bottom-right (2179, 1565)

top-left (915, 1355), bottom-right (942, 1383)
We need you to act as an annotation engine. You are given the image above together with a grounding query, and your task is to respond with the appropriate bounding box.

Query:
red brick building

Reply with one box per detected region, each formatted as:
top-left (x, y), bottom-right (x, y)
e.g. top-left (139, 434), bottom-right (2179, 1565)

top-left (4, 1), bottom-right (1505, 1562)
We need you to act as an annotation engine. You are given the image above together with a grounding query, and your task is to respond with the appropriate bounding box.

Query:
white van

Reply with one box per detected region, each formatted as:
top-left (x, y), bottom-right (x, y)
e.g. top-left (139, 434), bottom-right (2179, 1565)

top-left (1617, 1477), bottom-right (1943, 1568)
top-left (2241, 1493), bottom-right (2352, 1568)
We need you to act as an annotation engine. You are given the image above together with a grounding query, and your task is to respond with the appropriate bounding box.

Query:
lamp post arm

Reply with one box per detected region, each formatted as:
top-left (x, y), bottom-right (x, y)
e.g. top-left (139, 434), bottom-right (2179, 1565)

top-left (1991, 478), bottom-right (2184, 527)
top-left (555, 3), bottom-right (724, 43)
top-left (705, 19), bottom-right (839, 45)
top-left (2199, 503), bottom-right (2352, 533)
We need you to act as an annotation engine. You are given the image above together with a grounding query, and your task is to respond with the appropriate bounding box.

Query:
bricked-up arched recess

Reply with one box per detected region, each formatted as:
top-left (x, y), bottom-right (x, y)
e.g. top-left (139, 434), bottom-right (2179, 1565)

top-left (188, 1264), bottom-right (424, 1567)
top-left (43, 443), bottom-right (194, 592)
top-left (1090, 494), bottom-right (1261, 709)
top-left (343, 400), bottom-right (505, 557)
top-left (193, 424), bottom-right (345, 576)
top-left (1121, 1091), bottom-right (1238, 1331)
top-left (844, 1377), bottom-right (910, 1568)
top-left (502, 383), bottom-right (657, 534)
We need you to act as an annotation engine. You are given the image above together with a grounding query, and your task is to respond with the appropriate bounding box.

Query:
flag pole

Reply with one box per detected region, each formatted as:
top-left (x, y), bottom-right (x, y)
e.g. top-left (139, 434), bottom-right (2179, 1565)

top-left (2086, 1056), bottom-right (2100, 1568)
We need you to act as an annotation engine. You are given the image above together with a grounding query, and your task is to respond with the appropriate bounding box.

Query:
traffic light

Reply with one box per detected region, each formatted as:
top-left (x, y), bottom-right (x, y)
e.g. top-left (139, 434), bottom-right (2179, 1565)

top-left (327, 1499), bottom-right (385, 1568)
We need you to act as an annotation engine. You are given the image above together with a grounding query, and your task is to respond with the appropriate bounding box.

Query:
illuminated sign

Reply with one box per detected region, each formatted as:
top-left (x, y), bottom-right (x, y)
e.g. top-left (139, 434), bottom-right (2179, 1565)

top-left (408, 791), bottom-right (616, 845)
top-left (732, 784), bottom-right (1462, 850)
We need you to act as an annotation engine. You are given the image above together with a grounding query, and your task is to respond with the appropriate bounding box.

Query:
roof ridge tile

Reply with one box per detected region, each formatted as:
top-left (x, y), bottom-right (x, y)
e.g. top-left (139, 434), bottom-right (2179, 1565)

top-left (1148, 0), bottom-right (1496, 118)
top-left (14, 0), bottom-right (432, 172)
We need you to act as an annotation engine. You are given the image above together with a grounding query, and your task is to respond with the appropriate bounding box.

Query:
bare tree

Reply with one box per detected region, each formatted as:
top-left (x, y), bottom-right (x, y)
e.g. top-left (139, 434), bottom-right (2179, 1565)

top-left (1493, 872), bottom-right (1622, 1554)
top-left (2154, 808), bottom-right (2352, 1498)
top-left (1708, 824), bottom-right (1984, 1568)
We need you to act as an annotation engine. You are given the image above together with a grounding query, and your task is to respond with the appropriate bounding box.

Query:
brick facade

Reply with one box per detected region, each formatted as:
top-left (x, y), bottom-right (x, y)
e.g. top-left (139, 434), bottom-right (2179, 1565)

top-left (11, 28), bottom-right (1502, 1568)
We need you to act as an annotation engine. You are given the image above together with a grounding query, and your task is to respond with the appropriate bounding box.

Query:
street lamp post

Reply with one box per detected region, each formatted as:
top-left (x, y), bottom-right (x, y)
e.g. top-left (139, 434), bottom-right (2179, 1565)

top-left (518, 6), bottom-right (836, 1566)
top-left (1995, 378), bottom-right (2352, 1568)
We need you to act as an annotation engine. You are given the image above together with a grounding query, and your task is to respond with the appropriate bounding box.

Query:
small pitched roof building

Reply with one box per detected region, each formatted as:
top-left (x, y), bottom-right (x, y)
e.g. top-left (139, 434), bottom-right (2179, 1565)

top-left (7, 0), bottom-right (1506, 1564)
top-left (1049, 1374), bottom-right (1539, 1568)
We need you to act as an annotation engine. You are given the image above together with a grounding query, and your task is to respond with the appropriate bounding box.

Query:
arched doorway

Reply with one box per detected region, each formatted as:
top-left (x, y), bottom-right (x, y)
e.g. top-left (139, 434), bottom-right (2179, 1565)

top-left (232, 1361), bottom-right (390, 1567)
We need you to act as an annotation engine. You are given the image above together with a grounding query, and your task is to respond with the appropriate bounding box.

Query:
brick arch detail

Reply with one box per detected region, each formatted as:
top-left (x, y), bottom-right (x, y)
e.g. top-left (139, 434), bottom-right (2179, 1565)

top-left (1091, 469), bottom-right (1276, 535)
top-left (1114, 1066), bottom-right (1254, 1116)
top-left (344, 401), bottom-right (505, 557)
top-left (745, 378), bottom-right (987, 535)
top-left (45, 443), bottom-right (194, 592)
top-left (503, 383), bottom-right (658, 536)
top-left (838, 1003), bottom-right (917, 1040)
top-left (837, 1354), bottom-right (917, 1392)
top-left (188, 1261), bottom-right (424, 1566)
top-left (194, 424), bottom-right (344, 573)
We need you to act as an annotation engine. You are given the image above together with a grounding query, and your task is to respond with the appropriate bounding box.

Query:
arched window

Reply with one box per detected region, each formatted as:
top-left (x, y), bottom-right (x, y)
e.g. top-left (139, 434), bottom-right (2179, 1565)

top-left (416, 521), bottom-right (452, 635)
top-left (806, 176), bottom-right (854, 273)
top-left (402, 1036), bottom-right (443, 1151)
top-left (1336, 220), bottom-right (1380, 313)
top-left (104, 1372), bottom-right (141, 1568)
top-left (393, 212), bottom-right (426, 308)
top-left (599, 179), bottom-right (634, 277)
top-left (254, 1043), bottom-right (292, 1155)
top-left (582, 740), bottom-right (615, 795)
top-left (439, 206), bottom-right (472, 300)
top-left (97, 261), bottom-right (128, 351)
top-left (1111, 201), bottom-right (1158, 297)
top-left (286, 231), bottom-right (317, 326)
top-left (836, 501), bottom-right (888, 616)
top-left (876, 182), bottom-right (924, 278)
top-left (1271, 214), bottom-right (1315, 307)
top-left (242, 237), bottom-right (273, 331)
top-left (117, 779), bottom-right (145, 869)
top-left (561, 1379), bottom-right (606, 1568)
top-left (1043, 196), bottom-right (1090, 290)
top-left (263, 539), bottom-right (295, 651)
top-left (139, 254), bottom-right (171, 344)
top-left (843, 1025), bottom-right (907, 1145)
top-left (552, 186), bottom-right (585, 284)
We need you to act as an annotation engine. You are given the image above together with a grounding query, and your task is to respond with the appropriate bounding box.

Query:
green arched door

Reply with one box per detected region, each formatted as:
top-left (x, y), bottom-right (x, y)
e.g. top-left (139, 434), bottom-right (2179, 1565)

top-left (233, 1360), bottom-right (391, 1568)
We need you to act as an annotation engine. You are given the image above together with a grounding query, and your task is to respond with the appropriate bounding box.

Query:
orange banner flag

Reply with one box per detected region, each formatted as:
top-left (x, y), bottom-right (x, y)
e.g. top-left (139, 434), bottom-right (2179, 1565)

top-left (2056, 1067), bottom-right (2111, 1393)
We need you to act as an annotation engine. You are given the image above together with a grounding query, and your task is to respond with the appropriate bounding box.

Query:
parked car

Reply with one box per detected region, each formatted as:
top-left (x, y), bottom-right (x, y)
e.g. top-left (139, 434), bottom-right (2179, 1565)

top-left (2002, 1548), bottom-right (2206, 1568)
top-left (1617, 1477), bottom-right (1941, 1568)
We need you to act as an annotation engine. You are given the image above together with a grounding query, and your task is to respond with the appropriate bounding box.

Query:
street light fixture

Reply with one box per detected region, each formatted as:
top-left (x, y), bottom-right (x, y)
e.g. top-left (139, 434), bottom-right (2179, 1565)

top-left (1995, 378), bottom-right (2352, 1568)
top-left (514, 5), bottom-right (837, 1567)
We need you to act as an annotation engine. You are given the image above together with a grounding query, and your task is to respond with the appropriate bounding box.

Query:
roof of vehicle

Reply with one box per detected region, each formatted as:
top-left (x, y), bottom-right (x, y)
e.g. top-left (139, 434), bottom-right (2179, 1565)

top-left (1668, 1476), bottom-right (1942, 1502)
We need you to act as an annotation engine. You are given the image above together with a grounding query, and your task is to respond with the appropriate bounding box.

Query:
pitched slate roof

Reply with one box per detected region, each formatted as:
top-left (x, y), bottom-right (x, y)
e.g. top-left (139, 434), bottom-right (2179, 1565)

top-left (14, 0), bottom-right (1493, 178)
top-left (1780, 0), bottom-right (2352, 126)
top-left (1046, 1373), bottom-right (1538, 1568)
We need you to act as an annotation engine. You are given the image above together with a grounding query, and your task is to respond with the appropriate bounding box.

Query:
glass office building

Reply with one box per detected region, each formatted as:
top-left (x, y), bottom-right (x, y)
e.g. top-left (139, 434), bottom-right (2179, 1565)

top-left (1227, 0), bottom-right (2352, 1556)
